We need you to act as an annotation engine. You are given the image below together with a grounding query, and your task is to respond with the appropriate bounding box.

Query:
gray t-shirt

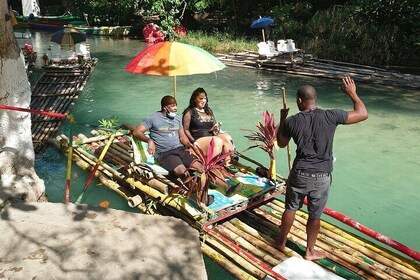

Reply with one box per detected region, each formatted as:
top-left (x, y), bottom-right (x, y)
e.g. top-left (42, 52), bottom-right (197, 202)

top-left (281, 108), bottom-right (348, 173)
top-left (141, 112), bottom-right (183, 154)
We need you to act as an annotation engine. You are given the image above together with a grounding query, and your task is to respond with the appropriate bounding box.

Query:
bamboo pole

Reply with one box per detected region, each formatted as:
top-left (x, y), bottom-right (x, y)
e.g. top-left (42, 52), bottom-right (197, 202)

top-left (271, 199), bottom-right (420, 273)
top-left (268, 201), bottom-right (420, 278)
top-left (173, 76), bottom-right (177, 98)
top-left (76, 133), bottom-right (116, 203)
top-left (241, 208), bottom-right (370, 279)
top-left (52, 139), bottom-right (147, 213)
top-left (256, 204), bottom-right (411, 280)
top-left (250, 206), bottom-right (379, 280)
top-left (126, 178), bottom-right (203, 220)
top-left (64, 116), bottom-right (74, 204)
top-left (57, 134), bottom-right (203, 220)
top-left (210, 225), bottom-right (285, 279)
top-left (204, 236), bottom-right (267, 279)
top-left (223, 221), bottom-right (289, 262)
top-left (281, 87), bottom-right (292, 172)
top-left (229, 218), bottom-right (288, 254)
top-left (214, 224), bottom-right (280, 267)
top-left (201, 243), bottom-right (258, 280)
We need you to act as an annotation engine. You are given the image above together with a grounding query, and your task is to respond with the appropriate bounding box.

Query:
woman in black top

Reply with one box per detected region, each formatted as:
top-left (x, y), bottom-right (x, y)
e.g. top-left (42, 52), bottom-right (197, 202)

top-left (182, 87), bottom-right (235, 163)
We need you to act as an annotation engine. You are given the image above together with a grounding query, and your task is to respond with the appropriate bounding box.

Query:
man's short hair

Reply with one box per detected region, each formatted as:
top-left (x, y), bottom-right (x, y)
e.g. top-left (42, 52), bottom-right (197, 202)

top-left (161, 95), bottom-right (177, 108)
top-left (297, 85), bottom-right (317, 101)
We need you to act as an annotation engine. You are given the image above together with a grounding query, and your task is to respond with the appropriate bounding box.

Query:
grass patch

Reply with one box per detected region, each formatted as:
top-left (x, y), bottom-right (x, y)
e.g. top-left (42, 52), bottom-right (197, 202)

top-left (178, 31), bottom-right (258, 54)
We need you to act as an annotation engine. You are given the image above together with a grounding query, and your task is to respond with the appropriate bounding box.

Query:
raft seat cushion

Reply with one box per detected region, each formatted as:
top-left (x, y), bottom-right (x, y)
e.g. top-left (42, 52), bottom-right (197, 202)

top-left (257, 41), bottom-right (279, 57)
top-left (131, 137), bottom-right (169, 175)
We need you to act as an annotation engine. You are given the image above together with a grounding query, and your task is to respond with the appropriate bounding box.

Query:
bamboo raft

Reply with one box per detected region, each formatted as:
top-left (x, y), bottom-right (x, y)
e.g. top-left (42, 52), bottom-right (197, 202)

top-left (52, 130), bottom-right (420, 280)
top-left (217, 52), bottom-right (420, 90)
top-left (30, 58), bottom-right (98, 153)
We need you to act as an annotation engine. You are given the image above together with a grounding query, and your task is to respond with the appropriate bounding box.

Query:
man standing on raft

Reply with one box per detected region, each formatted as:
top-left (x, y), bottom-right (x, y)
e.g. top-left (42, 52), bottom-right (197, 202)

top-left (276, 76), bottom-right (368, 260)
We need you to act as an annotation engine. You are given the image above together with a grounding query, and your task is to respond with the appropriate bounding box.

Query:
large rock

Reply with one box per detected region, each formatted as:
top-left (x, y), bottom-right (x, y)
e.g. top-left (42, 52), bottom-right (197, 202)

top-left (0, 202), bottom-right (207, 279)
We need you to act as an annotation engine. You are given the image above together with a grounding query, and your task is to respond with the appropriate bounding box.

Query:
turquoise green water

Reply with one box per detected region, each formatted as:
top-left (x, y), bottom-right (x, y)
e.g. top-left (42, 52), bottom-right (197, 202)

top-left (31, 32), bottom-right (420, 278)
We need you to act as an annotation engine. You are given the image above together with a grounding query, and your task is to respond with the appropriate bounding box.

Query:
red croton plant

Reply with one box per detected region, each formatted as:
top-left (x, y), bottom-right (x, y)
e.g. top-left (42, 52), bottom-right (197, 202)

top-left (184, 139), bottom-right (234, 208)
top-left (243, 111), bottom-right (279, 180)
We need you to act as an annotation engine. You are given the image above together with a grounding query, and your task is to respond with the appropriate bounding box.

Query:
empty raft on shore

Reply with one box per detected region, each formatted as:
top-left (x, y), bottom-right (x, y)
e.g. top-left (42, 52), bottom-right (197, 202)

top-left (53, 130), bottom-right (420, 280)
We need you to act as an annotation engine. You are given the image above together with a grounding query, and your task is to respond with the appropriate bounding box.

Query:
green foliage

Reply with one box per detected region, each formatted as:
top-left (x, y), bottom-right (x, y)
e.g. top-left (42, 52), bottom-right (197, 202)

top-left (178, 31), bottom-right (258, 53)
top-left (63, 0), bottom-right (139, 26)
top-left (49, 0), bottom-right (418, 68)
top-left (185, 139), bottom-right (234, 207)
top-left (97, 116), bottom-right (119, 136)
top-left (98, 115), bottom-right (119, 129)
top-left (301, 3), bottom-right (419, 66)
top-left (243, 111), bottom-right (278, 160)
top-left (140, 0), bottom-right (187, 40)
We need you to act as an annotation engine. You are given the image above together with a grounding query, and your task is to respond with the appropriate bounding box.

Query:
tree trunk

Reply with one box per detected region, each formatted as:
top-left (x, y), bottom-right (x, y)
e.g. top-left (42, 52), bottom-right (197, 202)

top-left (0, 0), bottom-right (45, 203)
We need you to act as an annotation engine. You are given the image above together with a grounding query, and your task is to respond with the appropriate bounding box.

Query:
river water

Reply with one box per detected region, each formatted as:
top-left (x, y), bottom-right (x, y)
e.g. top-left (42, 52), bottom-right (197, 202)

top-left (30, 31), bottom-right (419, 279)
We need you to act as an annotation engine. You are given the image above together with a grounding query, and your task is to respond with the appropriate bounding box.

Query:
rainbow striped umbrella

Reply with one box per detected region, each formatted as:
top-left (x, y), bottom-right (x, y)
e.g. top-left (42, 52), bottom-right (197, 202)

top-left (125, 41), bottom-right (226, 97)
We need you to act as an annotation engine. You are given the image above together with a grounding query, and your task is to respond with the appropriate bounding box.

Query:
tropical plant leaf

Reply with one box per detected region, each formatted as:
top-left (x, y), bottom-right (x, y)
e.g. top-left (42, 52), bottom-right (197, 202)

top-left (184, 139), bottom-right (234, 208)
top-left (243, 111), bottom-right (279, 160)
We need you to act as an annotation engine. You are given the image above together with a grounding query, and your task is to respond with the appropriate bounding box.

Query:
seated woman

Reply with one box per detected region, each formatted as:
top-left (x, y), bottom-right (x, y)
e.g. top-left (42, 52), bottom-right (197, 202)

top-left (182, 87), bottom-right (235, 165)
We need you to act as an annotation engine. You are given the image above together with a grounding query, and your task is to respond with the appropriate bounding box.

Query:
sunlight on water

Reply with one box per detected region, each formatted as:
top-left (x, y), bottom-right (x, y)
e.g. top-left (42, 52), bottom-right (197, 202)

top-left (32, 32), bottom-right (420, 278)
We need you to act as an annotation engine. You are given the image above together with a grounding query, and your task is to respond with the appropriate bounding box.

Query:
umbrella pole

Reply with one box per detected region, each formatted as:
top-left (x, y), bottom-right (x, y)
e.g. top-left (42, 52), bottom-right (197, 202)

top-left (262, 29), bottom-right (266, 42)
top-left (281, 87), bottom-right (292, 171)
top-left (173, 76), bottom-right (177, 98)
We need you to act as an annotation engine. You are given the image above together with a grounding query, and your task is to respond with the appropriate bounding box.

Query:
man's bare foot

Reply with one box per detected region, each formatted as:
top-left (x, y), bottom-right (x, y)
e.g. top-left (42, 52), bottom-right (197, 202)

top-left (304, 250), bottom-right (327, 261)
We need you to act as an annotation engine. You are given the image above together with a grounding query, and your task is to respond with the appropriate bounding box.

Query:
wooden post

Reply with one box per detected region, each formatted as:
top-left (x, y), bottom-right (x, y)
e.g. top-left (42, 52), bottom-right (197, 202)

top-left (281, 87), bottom-right (292, 171)
top-left (64, 115), bottom-right (75, 204)
top-left (173, 76), bottom-right (177, 98)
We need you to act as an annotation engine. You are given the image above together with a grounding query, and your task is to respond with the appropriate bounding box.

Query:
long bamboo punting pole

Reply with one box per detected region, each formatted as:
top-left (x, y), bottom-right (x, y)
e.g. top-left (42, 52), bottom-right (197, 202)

top-left (281, 87), bottom-right (292, 172)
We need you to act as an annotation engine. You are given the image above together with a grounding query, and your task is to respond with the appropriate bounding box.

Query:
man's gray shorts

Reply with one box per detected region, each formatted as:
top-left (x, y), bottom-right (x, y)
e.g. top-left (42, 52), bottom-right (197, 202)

top-left (285, 169), bottom-right (331, 218)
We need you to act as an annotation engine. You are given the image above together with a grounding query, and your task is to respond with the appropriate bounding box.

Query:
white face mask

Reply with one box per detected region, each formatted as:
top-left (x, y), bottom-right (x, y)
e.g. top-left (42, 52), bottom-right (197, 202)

top-left (165, 107), bottom-right (177, 119)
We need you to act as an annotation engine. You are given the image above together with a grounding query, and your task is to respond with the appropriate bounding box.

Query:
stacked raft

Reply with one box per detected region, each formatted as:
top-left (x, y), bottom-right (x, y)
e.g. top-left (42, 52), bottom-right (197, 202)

top-left (53, 130), bottom-right (420, 280)
top-left (31, 59), bottom-right (97, 153)
top-left (217, 52), bottom-right (420, 89)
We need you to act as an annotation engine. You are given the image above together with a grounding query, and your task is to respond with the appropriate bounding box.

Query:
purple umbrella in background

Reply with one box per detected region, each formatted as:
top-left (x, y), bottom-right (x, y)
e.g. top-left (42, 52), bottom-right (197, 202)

top-left (251, 17), bottom-right (273, 42)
